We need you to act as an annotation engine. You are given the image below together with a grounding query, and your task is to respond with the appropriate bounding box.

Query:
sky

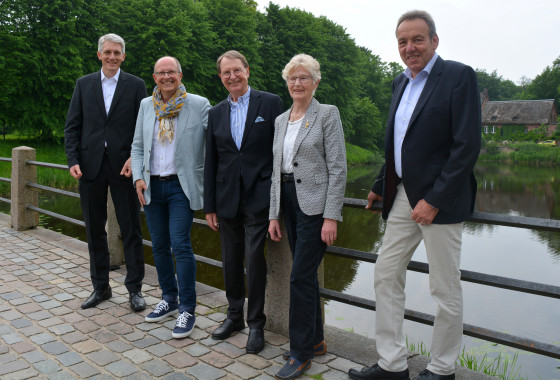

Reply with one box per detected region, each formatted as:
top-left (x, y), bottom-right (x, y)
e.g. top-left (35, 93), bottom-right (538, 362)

top-left (255, 0), bottom-right (558, 83)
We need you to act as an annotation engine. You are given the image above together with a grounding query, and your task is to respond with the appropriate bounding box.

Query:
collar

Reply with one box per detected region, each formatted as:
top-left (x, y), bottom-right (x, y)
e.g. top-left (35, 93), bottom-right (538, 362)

top-left (101, 68), bottom-right (121, 82)
top-left (404, 51), bottom-right (438, 81)
top-left (228, 86), bottom-right (251, 106)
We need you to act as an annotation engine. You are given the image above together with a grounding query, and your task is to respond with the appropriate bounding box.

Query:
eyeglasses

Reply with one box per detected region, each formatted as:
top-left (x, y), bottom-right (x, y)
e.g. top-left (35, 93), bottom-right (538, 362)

top-left (288, 75), bottom-right (312, 84)
top-left (220, 68), bottom-right (245, 78)
top-left (154, 71), bottom-right (180, 77)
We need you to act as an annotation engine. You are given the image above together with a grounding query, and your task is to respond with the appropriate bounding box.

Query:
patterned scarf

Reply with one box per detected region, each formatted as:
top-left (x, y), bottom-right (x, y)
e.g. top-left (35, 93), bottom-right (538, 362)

top-left (152, 83), bottom-right (187, 143)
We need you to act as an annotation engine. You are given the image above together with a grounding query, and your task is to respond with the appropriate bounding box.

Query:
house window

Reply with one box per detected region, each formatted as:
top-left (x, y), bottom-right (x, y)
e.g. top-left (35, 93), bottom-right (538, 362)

top-left (491, 126), bottom-right (496, 134)
top-left (484, 126), bottom-right (489, 134)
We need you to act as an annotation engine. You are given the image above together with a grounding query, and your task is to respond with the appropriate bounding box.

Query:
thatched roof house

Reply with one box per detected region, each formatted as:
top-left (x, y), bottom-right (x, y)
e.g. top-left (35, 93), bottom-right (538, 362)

top-left (481, 99), bottom-right (557, 135)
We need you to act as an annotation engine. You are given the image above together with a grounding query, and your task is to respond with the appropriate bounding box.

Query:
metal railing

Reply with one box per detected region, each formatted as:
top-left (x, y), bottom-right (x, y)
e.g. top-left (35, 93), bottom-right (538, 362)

top-left (1, 153), bottom-right (559, 360)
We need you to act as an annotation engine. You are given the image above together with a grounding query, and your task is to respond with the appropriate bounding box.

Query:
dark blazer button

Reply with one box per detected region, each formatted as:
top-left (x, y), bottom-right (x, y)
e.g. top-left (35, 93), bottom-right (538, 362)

top-left (296, 179), bottom-right (301, 183)
top-left (293, 162), bottom-right (298, 166)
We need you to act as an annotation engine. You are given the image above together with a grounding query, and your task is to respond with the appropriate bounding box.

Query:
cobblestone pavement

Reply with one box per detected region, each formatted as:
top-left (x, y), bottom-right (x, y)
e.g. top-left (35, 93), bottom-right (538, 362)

top-left (0, 213), bottom-right (359, 379)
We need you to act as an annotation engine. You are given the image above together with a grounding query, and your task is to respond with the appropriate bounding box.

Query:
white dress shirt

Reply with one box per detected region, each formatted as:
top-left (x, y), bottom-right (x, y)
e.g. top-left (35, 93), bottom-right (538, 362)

top-left (150, 117), bottom-right (177, 176)
top-left (100, 69), bottom-right (120, 115)
top-left (393, 52), bottom-right (438, 178)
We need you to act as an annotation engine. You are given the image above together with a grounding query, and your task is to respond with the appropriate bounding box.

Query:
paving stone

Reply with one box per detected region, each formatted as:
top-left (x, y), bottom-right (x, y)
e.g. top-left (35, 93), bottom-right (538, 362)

top-left (1, 291), bottom-right (25, 300)
top-left (0, 352), bottom-right (18, 365)
top-left (123, 331), bottom-right (144, 342)
top-left (33, 359), bottom-right (61, 375)
top-left (166, 337), bottom-right (195, 349)
top-left (30, 332), bottom-right (56, 345)
top-left (72, 340), bottom-right (102, 354)
top-left (2, 367), bottom-right (39, 380)
top-left (322, 368), bottom-right (351, 380)
top-left (32, 295), bottom-right (50, 302)
top-left (11, 341), bottom-right (36, 354)
top-left (2, 332), bottom-right (23, 344)
top-left (61, 331), bottom-right (87, 344)
top-left (90, 329), bottom-right (118, 344)
top-left (38, 317), bottom-right (65, 328)
top-left (10, 318), bottom-right (32, 328)
top-left (45, 370), bottom-right (78, 380)
top-left (199, 351), bottom-right (234, 368)
top-left (64, 363), bottom-right (98, 379)
top-left (122, 348), bottom-right (152, 364)
top-left (162, 350), bottom-right (197, 368)
top-left (0, 310), bottom-right (23, 321)
top-left (105, 322), bottom-right (134, 335)
top-left (162, 373), bottom-right (195, 380)
top-left (42, 342), bottom-right (70, 355)
top-left (57, 351), bottom-right (83, 366)
top-left (185, 363), bottom-right (225, 380)
top-left (253, 373), bottom-right (276, 380)
top-left (48, 324), bottom-right (75, 335)
top-left (89, 374), bottom-right (117, 380)
top-left (327, 357), bottom-right (360, 373)
top-left (238, 354), bottom-right (272, 370)
top-left (105, 339), bottom-right (133, 353)
top-left (140, 358), bottom-right (174, 377)
top-left (147, 326), bottom-right (173, 341)
top-left (212, 341), bottom-right (246, 358)
top-left (227, 361), bottom-right (263, 378)
top-left (86, 349), bottom-right (119, 366)
top-left (28, 310), bottom-right (52, 321)
top-left (19, 325), bottom-right (43, 337)
top-left (146, 342), bottom-right (177, 357)
top-left (73, 320), bottom-right (100, 334)
top-left (185, 343), bottom-right (211, 357)
top-left (0, 359), bottom-right (29, 376)
top-left (258, 344), bottom-right (284, 360)
top-left (305, 361), bottom-right (329, 375)
top-left (104, 358), bottom-right (141, 377)
top-left (122, 372), bottom-right (152, 380)
top-left (21, 350), bottom-right (47, 363)
top-left (132, 336), bottom-right (160, 349)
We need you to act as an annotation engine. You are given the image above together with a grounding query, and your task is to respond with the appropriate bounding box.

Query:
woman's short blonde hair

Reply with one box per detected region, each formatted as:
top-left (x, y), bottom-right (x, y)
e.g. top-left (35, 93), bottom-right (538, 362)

top-left (282, 54), bottom-right (321, 84)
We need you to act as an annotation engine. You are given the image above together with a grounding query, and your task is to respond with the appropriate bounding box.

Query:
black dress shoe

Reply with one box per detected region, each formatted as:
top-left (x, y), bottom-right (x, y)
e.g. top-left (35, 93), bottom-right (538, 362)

top-left (413, 369), bottom-right (454, 380)
top-left (246, 328), bottom-right (264, 354)
top-left (81, 286), bottom-right (112, 309)
top-left (129, 292), bottom-right (146, 311)
top-left (212, 318), bottom-right (245, 340)
top-left (348, 364), bottom-right (409, 380)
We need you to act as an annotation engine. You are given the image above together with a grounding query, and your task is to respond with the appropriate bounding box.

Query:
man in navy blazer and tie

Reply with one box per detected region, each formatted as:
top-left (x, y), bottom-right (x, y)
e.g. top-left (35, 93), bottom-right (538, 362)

top-left (64, 34), bottom-right (147, 312)
top-left (349, 11), bottom-right (481, 380)
top-left (204, 50), bottom-right (282, 354)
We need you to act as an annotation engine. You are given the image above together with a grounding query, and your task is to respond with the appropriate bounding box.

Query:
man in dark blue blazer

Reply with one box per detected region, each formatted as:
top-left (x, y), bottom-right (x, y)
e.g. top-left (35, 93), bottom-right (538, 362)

top-left (204, 50), bottom-right (282, 354)
top-left (64, 34), bottom-right (147, 311)
top-left (349, 11), bottom-right (481, 380)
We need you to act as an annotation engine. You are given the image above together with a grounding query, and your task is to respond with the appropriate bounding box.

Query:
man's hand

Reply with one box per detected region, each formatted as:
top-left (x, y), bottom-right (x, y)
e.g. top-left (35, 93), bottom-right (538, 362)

top-left (321, 218), bottom-right (338, 246)
top-left (268, 219), bottom-right (282, 242)
top-left (366, 191), bottom-right (382, 213)
top-left (205, 213), bottom-right (219, 231)
top-left (135, 179), bottom-right (147, 206)
top-left (411, 199), bottom-right (439, 225)
top-left (69, 164), bottom-right (82, 179)
top-left (120, 157), bottom-right (132, 177)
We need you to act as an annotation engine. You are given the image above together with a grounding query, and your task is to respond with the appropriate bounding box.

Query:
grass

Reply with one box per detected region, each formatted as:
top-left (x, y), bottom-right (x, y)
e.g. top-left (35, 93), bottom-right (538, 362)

top-left (345, 142), bottom-right (383, 166)
top-left (0, 138), bottom-right (77, 191)
top-left (479, 141), bottom-right (560, 165)
top-left (406, 337), bottom-right (526, 380)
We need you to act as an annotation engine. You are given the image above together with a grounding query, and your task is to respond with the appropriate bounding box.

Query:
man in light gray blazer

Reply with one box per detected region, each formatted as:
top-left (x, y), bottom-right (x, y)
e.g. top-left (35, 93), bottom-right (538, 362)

top-left (131, 56), bottom-right (210, 339)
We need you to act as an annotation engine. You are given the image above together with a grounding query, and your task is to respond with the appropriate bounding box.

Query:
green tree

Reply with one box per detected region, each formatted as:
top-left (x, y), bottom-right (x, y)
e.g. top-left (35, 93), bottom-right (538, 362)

top-left (475, 68), bottom-right (521, 100)
top-left (520, 57), bottom-right (560, 108)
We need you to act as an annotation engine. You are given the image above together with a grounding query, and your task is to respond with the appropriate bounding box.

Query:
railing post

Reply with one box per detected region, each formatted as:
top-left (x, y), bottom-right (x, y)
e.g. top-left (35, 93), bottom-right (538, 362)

top-left (10, 146), bottom-right (38, 230)
top-left (265, 220), bottom-right (325, 337)
top-left (107, 191), bottom-right (124, 267)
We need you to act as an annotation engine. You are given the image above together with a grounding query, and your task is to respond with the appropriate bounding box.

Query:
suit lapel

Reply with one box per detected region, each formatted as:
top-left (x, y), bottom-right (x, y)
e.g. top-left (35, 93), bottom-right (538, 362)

top-left (240, 90), bottom-right (260, 149)
top-left (219, 100), bottom-right (237, 150)
top-left (145, 97), bottom-right (156, 145)
top-left (108, 71), bottom-right (128, 118)
top-left (408, 57), bottom-right (444, 130)
top-left (94, 71), bottom-right (107, 120)
top-left (293, 98), bottom-right (319, 155)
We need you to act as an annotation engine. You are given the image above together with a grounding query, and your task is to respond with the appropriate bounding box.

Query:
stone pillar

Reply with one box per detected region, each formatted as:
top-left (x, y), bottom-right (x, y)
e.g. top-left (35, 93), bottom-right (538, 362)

top-left (264, 220), bottom-right (325, 337)
top-left (10, 146), bottom-right (38, 230)
top-left (107, 191), bottom-right (124, 267)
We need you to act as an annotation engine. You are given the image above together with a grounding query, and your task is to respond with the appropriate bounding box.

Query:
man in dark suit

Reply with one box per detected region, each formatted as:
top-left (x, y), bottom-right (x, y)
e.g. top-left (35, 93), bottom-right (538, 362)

top-left (64, 33), bottom-right (147, 311)
top-left (204, 50), bottom-right (282, 354)
top-left (349, 11), bottom-right (481, 380)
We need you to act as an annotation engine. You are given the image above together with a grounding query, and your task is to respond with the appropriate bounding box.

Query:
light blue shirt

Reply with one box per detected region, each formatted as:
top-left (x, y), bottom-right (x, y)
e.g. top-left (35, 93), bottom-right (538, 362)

top-left (228, 87), bottom-right (251, 149)
top-left (393, 52), bottom-right (438, 178)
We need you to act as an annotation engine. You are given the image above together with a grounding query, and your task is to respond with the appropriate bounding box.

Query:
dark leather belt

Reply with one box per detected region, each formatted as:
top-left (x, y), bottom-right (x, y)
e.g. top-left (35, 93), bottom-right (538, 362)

top-left (281, 173), bottom-right (294, 182)
top-left (151, 174), bottom-right (177, 181)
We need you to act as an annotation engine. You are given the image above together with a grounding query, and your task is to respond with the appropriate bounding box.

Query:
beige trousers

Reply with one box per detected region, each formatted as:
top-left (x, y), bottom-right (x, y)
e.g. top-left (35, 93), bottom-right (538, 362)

top-left (374, 184), bottom-right (463, 376)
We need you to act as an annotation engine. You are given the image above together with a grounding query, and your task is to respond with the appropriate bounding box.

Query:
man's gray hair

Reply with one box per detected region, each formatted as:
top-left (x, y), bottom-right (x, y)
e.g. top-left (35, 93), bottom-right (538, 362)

top-left (154, 56), bottom-right (182, 73)
top-left (282, 54), bottom-right (321, 84)
top-left (98, 33), bottom-right (125, 54)
top-left (216, 50), bottom-right (249, 73)
top-left (396, 10), bottom-right (437, 39)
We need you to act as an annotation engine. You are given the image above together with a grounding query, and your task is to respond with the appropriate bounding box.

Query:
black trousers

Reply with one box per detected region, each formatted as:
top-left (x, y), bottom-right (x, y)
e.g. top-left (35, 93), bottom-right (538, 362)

top-left (281, 179), bottom-right (326, 361)
top-left (219, 202), bottom-right (268, 330)
top-left (79, 154), bottom-right (144, 293)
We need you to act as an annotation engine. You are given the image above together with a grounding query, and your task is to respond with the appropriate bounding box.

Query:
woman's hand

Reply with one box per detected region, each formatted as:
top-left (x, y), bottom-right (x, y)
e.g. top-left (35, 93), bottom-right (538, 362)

top-left (321, 218), bottom-right (337, 246)
top-left (268, 219), bottom-right (283, 242)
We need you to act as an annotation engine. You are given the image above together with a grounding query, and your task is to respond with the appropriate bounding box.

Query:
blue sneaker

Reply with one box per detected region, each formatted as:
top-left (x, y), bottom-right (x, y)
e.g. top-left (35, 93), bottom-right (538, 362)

top-left (172, 311), bottom-right (195, 339)
top-left (276, 357), bottom-right (311, 379)
top-left (145, 300), bottom-right (178, 322)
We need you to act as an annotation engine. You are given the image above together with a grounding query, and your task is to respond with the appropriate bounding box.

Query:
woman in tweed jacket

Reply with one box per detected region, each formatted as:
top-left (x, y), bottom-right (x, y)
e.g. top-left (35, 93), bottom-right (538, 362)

top-left (268, 54), bottom-right (347, 380)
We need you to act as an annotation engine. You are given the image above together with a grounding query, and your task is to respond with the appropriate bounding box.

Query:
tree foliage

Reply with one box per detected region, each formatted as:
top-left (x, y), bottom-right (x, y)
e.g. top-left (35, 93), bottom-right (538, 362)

top-left (475, 69), bottom-right (521, 101)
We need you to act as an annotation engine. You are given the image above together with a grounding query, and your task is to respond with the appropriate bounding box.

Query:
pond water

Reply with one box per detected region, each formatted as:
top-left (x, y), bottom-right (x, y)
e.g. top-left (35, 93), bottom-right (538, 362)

top-left (1, 162), bottom-right (559, 379)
